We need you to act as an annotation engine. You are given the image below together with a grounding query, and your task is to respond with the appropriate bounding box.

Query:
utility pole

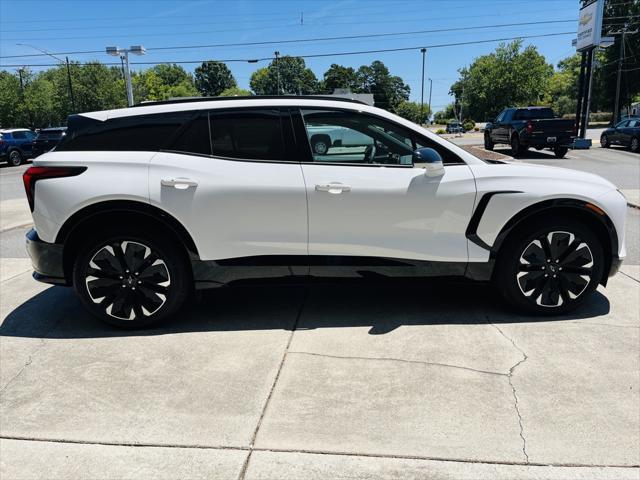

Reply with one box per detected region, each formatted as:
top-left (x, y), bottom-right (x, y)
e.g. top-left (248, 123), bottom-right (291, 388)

top-left (17, 43), bottom-right (75, 113)
top-left (420, 48), bottom-right (426, 124)
top-left (17, 68), bottom-right (34, 128)
top-left (65, 57), bottom-right (76, 112)
top-left (106, 46), bottom-right (146, 106)
top-left (427, 78), bottom-right (433, 124)
top-left (613, 29), bottom-right (626, 123)
top-left (274, 51), bottom-right (281, 95)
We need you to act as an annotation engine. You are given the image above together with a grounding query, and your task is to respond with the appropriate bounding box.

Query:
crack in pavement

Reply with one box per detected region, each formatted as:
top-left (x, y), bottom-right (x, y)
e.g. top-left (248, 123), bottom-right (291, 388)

top-left (2, 435), bottom-right (639, 469)
top-left (488, 320), bottom-right (530, 464)
top-left (237, 288), bottom-right (308, 480)
top-left (287, 351), bottom-right (507, 377)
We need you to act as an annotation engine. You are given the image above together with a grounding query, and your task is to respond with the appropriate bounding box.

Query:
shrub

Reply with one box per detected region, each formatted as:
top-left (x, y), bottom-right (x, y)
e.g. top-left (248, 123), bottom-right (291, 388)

top-left (474, 127), bottom-right (480, 131)
top-left (463, 120), bottom-right (475, 131)
top-left (436, 128), bottom-right (446, 134)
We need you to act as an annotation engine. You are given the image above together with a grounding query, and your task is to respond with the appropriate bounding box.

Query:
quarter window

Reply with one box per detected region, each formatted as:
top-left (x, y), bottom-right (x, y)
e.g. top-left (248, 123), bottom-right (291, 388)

top-left (169, 112), bottom-right (211, 156)
top-left (210, 110), bottom-right (285, 161)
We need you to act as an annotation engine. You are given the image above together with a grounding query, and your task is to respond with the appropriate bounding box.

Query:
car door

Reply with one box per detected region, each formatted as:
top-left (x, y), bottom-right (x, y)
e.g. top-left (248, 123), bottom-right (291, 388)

top-left (492, 110), bottom-right (507, 142)
top-left (611, 120), bottom-right (629, 144)
top-left (296, 108), bottom-right (477, 275)
top-left (149, 108), bottom-right (308, 267)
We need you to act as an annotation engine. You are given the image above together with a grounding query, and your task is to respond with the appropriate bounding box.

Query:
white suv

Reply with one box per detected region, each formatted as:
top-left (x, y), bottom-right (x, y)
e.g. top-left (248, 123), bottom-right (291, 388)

top-left (24, 96), bottom-right (627, 327)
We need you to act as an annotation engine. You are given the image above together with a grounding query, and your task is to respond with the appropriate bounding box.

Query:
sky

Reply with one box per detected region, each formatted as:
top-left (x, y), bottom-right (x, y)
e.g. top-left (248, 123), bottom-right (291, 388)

top-left (0, 0), bottom-right (584, 113)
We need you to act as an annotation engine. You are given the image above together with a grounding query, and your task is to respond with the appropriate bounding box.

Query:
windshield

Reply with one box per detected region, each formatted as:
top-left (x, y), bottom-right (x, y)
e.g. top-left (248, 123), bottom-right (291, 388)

top-left (37, 130), bottom-right (65, 140)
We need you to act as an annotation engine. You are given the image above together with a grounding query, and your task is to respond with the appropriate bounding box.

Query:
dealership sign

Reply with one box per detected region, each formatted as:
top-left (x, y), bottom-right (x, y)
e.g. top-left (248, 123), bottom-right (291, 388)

top-left (576, 0), bottom-right (604, 51)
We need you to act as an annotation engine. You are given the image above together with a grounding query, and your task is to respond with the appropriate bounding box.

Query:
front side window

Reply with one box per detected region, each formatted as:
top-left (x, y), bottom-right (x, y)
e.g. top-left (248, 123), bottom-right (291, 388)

top-left (616, 120), bottom-right (630, 128)
top-left (301, 109), bottom-right (416, 165)
top-left (495, 110), bottom-right (506, 122)
top-left (169, 112), bottom-right (211, 156)
top-left (300, 109), bottom-right (464, 166)
top-left (210, 109), bottom-right (285, 161)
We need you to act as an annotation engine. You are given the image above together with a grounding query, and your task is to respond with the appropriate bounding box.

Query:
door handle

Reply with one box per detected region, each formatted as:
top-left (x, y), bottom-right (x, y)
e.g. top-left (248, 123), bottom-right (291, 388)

top-left (161, 177), bottom-right (198, 189)
top-left (315, 183), bottom-right (351, 194)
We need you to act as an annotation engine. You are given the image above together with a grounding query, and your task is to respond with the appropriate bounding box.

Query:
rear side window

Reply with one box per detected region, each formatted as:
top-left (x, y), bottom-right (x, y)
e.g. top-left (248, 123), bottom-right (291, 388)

top-left (12, 131), bottom-right (27, 139)
top-left (58, 113), bottom-right (192, 151)
top-left (210, 109), bottom-right (285, 161)
top-left (168, 113), bottom-right (211, 156)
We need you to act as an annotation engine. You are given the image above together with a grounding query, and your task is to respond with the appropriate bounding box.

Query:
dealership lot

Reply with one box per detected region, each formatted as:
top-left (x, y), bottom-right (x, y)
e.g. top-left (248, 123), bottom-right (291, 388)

top-left (1, 147), bottom-right (639, 479)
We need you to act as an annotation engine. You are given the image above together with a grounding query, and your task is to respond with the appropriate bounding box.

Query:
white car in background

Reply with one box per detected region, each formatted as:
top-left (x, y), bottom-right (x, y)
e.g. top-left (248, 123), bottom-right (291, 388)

top-left (24, 96), bottom-right (626, 327)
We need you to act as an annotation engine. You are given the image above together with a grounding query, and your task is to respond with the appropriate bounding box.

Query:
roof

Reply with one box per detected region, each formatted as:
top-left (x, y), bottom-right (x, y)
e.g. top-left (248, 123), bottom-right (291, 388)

top-left (0, 128), bottom-right (32, 133)
top-left (80, 96), bottom-right (376, 122)
top-left (39, 127), bottom-right (67, 131)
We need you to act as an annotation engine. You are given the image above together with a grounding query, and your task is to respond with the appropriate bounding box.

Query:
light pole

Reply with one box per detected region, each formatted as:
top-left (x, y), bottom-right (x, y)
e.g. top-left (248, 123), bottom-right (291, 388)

top-left (17, 43), bottom-right (76, 112)
top-left (274, 51), bottom-right (281, 95)
top-left (106, 45), bottom-right (146, 106)
top-left (420, 48), bottom-right (426, 124)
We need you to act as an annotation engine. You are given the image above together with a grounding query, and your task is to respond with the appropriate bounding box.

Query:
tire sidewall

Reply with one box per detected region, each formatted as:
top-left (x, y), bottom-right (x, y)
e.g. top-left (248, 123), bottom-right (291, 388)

top-left (496, 218), bottom-right (605, 315)
top-left (73, 229), bottom-right (190, 328)
top-left (631, 137), bottom-right (639, 153)
top-left (8, 150), bottom-right (22, 166)
top-left (601, 135), bottom-right (609, 148)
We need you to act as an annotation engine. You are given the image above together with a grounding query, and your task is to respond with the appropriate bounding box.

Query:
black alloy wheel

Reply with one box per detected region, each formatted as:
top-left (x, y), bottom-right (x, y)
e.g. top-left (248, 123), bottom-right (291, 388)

top-left (631, 137), bottom-right (639, 153)
top-left (516, 231), bottom-right (594, 308)
top-left (601, 134), bottom-right (609, 148)
top-left (484, 133), bottom-right (494, 151)
top-left (8, 150), bottom-right (22, 166)
top-left (496, 218), bottom-right (604, 315)
top-left (74, 232), bottom-right (190, 327)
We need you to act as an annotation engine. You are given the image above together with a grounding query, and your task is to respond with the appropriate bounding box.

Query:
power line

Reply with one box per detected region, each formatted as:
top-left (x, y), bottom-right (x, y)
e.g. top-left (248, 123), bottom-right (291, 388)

top-left (1, 20), bottom-right (578, 60)
top-left (0, 31), bottom-right (576, 68)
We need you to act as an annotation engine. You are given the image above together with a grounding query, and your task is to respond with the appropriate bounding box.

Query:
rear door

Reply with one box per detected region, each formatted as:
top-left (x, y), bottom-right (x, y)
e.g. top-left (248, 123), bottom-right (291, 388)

top-left (149, 108), bottom-right (308, 264)
top-left (296, 108), bottom-right (476, 271)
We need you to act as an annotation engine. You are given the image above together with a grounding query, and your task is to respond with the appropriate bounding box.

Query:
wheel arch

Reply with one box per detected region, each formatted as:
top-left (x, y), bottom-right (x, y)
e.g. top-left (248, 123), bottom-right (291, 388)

top-left (492, 199), bottom-right (618, 285)
top-left (57, 200), bottom-right (199, 282)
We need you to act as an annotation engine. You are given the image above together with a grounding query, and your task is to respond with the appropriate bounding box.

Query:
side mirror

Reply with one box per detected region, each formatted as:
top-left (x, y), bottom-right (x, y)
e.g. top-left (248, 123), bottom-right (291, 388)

top-left (413, 147), bottom-right (445, 177)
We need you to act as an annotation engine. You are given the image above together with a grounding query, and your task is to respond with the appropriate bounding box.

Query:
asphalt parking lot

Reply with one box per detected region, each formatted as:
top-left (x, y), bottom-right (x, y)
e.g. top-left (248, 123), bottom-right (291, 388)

top-left (1, 147), bottom-right (639, 479)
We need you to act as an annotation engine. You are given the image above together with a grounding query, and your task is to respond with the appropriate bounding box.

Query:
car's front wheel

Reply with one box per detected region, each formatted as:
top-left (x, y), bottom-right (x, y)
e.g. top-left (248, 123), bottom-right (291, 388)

top-left (484, 133), bottom-right (494, 151)
top-left (73, 229), bottom-right (190, 328)
top-left (601, 134), bottom-right (609, 148)
top-left (495, 218), bottom-right (604, 315)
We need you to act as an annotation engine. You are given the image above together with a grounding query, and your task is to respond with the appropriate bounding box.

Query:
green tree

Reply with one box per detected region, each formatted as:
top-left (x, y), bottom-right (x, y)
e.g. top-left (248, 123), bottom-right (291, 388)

top-left (433, 104), bottom-right (456, 124)
top-left (0, 71), bottom-right (28, 127)
top-left (395, 101), bottom-right (430, 125)
top-left (133, 64), bottom-right (198, 101)
top-left (219, 86), bottom-right (252, 97)
top-left (354, 60), bottom-right (410, 111)
top-left (194, 61), bottom-right (236, 96)
top-left (249, 56), bottom-right (318, 95)
top-left (320, 64), bottom-right (357, 93)
top-left (449, 40), bottom-right (553, 121)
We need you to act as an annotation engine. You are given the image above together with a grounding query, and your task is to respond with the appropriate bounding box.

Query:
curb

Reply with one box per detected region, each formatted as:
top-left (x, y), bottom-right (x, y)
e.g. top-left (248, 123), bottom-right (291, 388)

top-left (0, 222), bottom-right (33, 234)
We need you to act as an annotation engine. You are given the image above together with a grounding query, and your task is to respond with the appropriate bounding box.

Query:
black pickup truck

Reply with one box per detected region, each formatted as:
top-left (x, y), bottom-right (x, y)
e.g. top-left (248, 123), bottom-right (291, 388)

top-left (484, 107), bottom-right (575, 158)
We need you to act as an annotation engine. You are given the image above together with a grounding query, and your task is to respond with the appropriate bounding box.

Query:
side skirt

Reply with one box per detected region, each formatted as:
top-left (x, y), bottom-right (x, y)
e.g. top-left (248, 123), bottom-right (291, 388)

top-left (191, 255), bottom-right (487, 289)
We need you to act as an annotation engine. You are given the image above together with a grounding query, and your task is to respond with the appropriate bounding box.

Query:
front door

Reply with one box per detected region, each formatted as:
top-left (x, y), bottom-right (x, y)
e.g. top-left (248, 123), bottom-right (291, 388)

top-left (296, 108), bottom-right (477, 276)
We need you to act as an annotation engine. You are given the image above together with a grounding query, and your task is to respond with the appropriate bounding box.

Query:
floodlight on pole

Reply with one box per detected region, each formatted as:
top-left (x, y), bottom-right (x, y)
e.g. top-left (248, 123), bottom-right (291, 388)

top-left (106, 45), bottom-right (145, 106)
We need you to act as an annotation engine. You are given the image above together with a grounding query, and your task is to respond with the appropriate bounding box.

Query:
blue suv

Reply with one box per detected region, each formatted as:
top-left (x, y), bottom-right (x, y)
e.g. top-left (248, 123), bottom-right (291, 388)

top-left (0, 129), bottom-right (36, 166)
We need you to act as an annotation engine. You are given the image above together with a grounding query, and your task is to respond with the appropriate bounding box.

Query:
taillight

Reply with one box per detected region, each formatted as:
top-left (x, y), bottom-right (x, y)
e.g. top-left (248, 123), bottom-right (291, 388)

top-left (23, 166), bottom-right (86, 212)
top-left (526, 121), bottom-right (533, 135)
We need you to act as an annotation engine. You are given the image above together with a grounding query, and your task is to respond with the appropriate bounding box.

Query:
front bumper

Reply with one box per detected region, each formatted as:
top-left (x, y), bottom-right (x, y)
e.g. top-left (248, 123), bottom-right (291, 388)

top-left (26, 228), bottom-right (68, 286)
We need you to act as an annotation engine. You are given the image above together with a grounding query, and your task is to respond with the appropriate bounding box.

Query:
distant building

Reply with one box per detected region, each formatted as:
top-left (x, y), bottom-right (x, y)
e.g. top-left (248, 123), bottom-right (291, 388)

top-left (622, 101), bottom-right (640, 118)
top-left (330, 89), bottom-right (375, 106)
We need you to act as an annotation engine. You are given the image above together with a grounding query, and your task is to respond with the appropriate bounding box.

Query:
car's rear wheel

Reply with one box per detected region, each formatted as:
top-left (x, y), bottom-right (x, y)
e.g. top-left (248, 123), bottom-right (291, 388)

top-left (553, 146), bottom-right (568, 158)
top-left (600, 134), bottom-right (609, 148)
top-left (73, 229), bottom-right (190, 328)
top-left (8, 150), bottom-right (22, 166)
top-left (484, 133), bottom-right (494, 151)
top-left (631, 136), bottom-right (639, 153)
top-left (310, 134), bottom-right (331, 155)
top-left (495, 218), bottom-right (604, 315)
top-left (510, 134), bottom-right (525, 157)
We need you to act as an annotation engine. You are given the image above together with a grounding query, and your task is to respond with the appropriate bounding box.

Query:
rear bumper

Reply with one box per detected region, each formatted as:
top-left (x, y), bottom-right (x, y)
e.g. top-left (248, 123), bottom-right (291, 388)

top-left (523, 136), bottom-right (574, 147)
top-left (26, 228), bottom-right (68, 286)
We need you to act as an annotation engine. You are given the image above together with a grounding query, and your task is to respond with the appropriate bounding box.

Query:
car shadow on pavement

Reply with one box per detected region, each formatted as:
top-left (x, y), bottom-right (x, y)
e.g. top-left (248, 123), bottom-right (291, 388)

top-left (0, 279), bottom-right (611, 339)
top-left (493, 148), bottom-right (561, 160)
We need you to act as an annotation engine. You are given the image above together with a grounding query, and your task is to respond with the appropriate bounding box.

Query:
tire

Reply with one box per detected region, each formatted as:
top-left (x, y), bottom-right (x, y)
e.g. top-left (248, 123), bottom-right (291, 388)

top-left (495, 217), bottom-right (604, 316)
top-left (553, 146), bottom-right (568, 158)
top-left (73, 227), bottom-right (191, 328)
top-left (510, 134), bottom-right (524, 157)
top-left (484, 133), bottom-right (494, 151)
top-left (8, 150), bottom-right (22, 167)
top-left (631, 136), bottom-right (639, 153)
top-left (600, 134), bottom-right (609, 148)
top-left (310, 134), bottom-right (331, 155)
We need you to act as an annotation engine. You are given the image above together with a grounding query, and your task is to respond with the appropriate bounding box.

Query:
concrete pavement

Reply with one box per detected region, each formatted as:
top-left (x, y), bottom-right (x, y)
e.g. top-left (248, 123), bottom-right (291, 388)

top-left (1, 262), bottom-right (638, 479)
